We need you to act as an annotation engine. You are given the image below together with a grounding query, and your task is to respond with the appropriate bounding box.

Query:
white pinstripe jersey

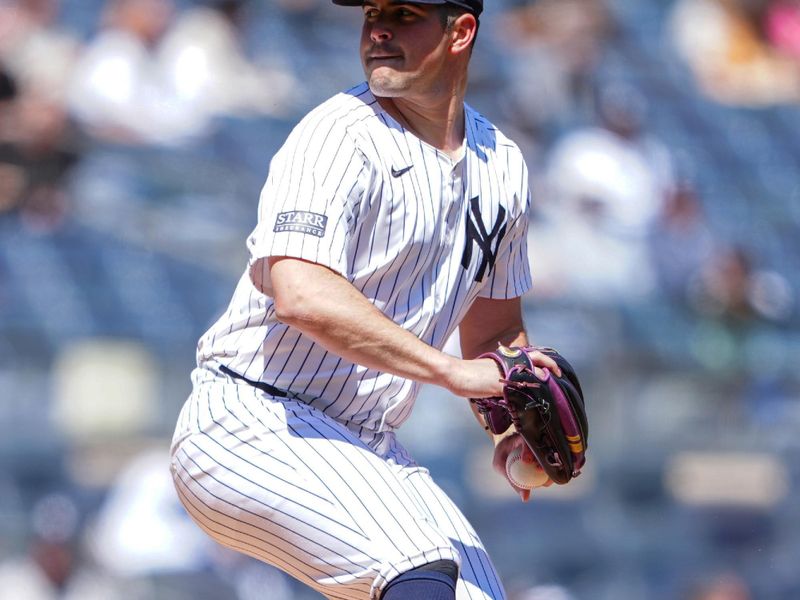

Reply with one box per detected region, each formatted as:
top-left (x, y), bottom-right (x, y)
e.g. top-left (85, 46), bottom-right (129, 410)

top-left (197, 82), bottom-right (533, 437)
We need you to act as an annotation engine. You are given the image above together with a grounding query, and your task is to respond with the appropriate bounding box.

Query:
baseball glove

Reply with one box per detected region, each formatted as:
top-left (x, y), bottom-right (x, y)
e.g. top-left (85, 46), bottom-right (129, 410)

top-left (472, 345), bottom-right (588, 485)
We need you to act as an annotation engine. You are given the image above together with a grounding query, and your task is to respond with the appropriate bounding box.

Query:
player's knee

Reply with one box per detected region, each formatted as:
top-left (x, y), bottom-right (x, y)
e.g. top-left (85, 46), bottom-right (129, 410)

top-left (380, 559), bottom-right (459, 600)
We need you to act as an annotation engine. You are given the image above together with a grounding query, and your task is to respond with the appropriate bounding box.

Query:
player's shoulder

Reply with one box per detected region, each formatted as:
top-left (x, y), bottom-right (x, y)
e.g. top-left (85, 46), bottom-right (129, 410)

top-left (465, 104), bottom-right (525, 160)
top-left (296, 82), bottom-right (382, 137)
top-left (465, 103), bottom-right (528, 182)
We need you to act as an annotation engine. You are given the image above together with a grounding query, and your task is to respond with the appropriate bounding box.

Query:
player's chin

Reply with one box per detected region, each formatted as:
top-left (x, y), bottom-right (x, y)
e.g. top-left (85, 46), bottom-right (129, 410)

top-left (366, 71), bottom-right (408, 98)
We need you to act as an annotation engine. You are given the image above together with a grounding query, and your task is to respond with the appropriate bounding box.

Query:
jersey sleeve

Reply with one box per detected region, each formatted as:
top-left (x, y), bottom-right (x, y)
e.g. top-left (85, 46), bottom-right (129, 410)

top-left (478, 150), bottom-right (534, 299)
top-left (246, 114), bottom-right (368, 291)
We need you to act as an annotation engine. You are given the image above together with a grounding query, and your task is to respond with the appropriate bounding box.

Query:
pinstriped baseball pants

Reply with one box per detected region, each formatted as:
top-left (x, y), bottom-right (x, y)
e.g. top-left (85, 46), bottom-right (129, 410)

top-left (170, 367), bottom-right (506, 600)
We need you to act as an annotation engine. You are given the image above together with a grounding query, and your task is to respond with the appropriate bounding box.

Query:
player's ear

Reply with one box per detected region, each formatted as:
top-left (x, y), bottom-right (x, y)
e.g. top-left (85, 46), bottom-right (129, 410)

top-left (449, 13), bottom-right (477, 55)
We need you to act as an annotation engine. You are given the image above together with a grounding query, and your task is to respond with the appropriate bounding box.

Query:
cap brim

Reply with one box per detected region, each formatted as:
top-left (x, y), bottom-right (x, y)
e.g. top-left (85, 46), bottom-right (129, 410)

top-left (332, 0), bottom-right (448, 4)
top-left (331, 0), bottom-right (481, 15)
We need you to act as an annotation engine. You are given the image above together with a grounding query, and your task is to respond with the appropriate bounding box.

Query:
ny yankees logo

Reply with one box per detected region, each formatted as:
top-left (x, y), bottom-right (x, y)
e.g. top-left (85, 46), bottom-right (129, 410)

top-left (461, 196), bottom-right (507, 282)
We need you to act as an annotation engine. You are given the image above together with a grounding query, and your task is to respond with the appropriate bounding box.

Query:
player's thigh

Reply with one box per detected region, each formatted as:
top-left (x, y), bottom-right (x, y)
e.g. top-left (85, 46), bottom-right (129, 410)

top-left (395, 460), bottom-right (506, 600)
top-left (171, 377), bottom-right (459, 599)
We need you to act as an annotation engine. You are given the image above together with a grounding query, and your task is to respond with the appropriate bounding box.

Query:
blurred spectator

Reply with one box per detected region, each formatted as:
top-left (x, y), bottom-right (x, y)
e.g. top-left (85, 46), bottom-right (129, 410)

top-left (686, 572), bottom-right (753, 600)
top-left (67, 0), bottom-right (195, 145)
top-left (0, 66), bottom-right (21, 213)
top-left (67, 0), bottom-right (298, 146)
top-left (157, 0), bottom-right (297, 121)
top-left (764, 0), bottom-right (800, 62)
top-left (680, 243), bottom-right (794, 381)
top-left (86, 448), bottom-right (285, 599)
top-left (546, 82), bottom-right (675, 238)
top-left (0, 65), bottom-right (80, 232)
top-left (87, 449), bottom-right (214, 577)
top-left (493, 0), bottom-right (614, 142)
top-left (687, 244), bottom-right (795, 326)
top-left (648, 180), bottom-right (717, 305)
top-left (0, 0), bottom-right (81, 101)
top-left (527, 82), bottom-right (675, 303)
top-left (669, 0), bottom-right (800, 105)
top-left (0, 493), bottom-right (124, 600)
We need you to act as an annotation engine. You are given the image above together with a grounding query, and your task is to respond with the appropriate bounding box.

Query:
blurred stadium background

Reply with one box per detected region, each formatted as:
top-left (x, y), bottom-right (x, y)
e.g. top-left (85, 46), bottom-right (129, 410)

top-left (1, 0), bottom-right (799, 598)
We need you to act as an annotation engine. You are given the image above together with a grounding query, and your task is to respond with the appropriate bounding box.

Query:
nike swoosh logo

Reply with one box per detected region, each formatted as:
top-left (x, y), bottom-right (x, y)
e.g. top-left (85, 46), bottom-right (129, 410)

top-left (391, 165), bottom-right (413, 177)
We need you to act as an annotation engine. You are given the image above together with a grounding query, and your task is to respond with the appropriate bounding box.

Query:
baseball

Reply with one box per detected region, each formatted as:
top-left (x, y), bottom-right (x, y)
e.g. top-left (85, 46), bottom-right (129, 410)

top-left (506, 447), bottom-right (549, 490)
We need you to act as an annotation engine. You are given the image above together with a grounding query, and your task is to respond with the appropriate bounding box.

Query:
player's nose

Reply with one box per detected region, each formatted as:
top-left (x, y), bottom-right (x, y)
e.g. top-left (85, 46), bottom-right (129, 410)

top-left (368, 22), bottom-right (393, 42)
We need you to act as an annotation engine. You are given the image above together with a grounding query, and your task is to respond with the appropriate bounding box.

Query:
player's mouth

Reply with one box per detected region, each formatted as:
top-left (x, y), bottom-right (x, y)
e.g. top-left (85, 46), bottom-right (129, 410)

top-left (365, 44), bottom-right (403, 64)
top-left (366, 54), bottom-right (403, 65)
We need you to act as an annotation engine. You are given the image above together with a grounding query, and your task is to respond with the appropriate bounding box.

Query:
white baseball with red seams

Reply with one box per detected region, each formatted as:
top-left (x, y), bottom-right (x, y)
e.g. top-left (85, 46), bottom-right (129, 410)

top-left (506, 447), bottom-right (549, 490)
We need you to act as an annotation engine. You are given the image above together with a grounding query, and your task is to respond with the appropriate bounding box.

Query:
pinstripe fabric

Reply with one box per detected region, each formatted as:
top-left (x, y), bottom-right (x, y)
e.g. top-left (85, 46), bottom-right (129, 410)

top-left (171, 367), bottom-right (505, 599)
top-left (195, 82), bottom-right (533, 440)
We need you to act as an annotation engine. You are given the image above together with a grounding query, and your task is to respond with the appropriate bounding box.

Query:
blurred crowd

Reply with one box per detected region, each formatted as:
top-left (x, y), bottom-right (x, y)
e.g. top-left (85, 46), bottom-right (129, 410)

top-left (1, 0), bottom-right (799, 599)
top-left (670, 0), bottom-right (800, 106)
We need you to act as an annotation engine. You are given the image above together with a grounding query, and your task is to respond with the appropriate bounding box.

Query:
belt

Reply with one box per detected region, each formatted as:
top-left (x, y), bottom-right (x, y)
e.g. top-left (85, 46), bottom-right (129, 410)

top-left (218, 364), bottom-right (288, 398)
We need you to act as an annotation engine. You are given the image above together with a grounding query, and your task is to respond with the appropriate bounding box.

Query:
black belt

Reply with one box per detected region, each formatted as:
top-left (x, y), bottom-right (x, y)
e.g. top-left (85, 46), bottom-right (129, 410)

top-left (218, 364), bottom-right (288, 398)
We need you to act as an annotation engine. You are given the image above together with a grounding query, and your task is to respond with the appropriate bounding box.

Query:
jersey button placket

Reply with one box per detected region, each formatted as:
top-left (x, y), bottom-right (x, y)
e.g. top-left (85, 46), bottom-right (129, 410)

top-left (443, 163), bottom-right (463, 245)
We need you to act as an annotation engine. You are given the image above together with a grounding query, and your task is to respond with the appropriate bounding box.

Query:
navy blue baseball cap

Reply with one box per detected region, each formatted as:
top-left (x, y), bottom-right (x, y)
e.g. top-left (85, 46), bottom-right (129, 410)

top-left (332, 0), bottom-right (483, 17)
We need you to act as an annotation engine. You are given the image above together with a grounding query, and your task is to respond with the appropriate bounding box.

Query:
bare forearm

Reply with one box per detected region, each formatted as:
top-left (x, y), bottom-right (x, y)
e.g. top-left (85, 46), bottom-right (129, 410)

top-left (460, 330), bottom-right (528, 361)
top-left (267, 257), bottom-right (499, 396)
top-left (458, 296), bottom-right (528, 360)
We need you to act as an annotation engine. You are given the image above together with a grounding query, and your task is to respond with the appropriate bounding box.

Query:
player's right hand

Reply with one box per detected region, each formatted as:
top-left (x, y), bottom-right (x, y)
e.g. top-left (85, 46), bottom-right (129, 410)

top-left (492, 434), bottom-right (553, 502)
top-left (445, 357), bottom-right (506, 399)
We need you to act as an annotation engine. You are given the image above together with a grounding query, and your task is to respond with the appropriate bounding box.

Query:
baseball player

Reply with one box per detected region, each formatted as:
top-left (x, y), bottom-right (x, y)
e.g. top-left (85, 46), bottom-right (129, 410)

top-left (170, 1), bottom-right (559, 599)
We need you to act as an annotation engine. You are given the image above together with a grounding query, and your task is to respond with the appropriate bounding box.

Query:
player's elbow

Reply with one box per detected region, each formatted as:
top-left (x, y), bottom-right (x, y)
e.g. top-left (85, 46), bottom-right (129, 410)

top-left (272, 290), bottom-right (313, 326)
top-left (271, 278), bottom-right (329, 330)
top-left (269, 256), bottom-right (340, 328)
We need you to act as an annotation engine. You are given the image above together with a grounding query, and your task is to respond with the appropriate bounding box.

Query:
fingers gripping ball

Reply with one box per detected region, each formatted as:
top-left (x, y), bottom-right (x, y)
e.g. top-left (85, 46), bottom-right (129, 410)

top-left (506, 447), bottom-right (549, 490)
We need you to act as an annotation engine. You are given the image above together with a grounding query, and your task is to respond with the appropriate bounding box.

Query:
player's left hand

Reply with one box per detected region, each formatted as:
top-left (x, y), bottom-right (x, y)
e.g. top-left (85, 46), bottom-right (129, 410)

top-left (473, 345), bottom-right (588, 486)
top-left (492, 433), bottom-right (553, 502)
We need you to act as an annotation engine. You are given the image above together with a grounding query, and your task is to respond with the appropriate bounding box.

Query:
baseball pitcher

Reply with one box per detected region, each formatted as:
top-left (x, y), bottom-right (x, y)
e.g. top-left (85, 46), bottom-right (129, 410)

top-left (170, 2), bottom-right (587, 599)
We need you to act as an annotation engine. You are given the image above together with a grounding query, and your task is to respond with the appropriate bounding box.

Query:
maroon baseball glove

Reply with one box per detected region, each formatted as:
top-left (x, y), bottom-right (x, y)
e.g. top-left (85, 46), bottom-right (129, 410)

top-left (472, 345), bottom-right (588, 485)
